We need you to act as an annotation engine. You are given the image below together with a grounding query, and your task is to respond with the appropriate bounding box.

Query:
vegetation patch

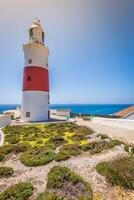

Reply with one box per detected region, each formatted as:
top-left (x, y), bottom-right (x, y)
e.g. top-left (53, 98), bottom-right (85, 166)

top-left (0, 153), bottom-right (5, 161)
top-left (124, 144), bottom-right (134, 154)
top-left (46, 135), bottom-right (67, 148)
top-left (59, 143), bottom-right (82, 156)
top-left (55, 150), bottom-right (71, 162)
top-left (5, 135), bottom-right (21, 144)
top-left (0, 182), bottom-right (33, 200)
top-left (2, 123), bottom-right (121, 165)
top-left (81, 140), bottom-right (121, 154)
top-left (68, 133), bottom-right (87, 142)
top-left (36, 191), bottom-right (63, 200)
top-left (0, 145), bottom-right (15, 161)
top-left (2, 123), bottom-right (93, 150)
top-left (0, 144), bottom-right (14, 155)
top-left (14, 142), bottom-right (32, 153)
top-left (96, 156), bottom-right (134, 189)
top-left (20, 147), bottom-right (55, 166)
top-left (97, 134), bottom-right (109, 140)
top-left (0, 166), bottom-right (14, 177)
top-left (46, 166), bottom-right (93, 200)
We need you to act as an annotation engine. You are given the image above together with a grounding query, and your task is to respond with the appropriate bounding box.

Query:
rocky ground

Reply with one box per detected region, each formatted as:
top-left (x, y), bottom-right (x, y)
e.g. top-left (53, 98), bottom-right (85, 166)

top-left (1, 121), bottom-right (134, 200)
top-left (1, 145), bottom-right (133, 200)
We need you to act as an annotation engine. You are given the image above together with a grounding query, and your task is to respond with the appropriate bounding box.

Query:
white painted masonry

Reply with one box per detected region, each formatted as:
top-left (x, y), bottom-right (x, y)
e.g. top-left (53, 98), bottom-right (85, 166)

top-left (23, 43), bottom-right (49, 68)
top-left (93, 117), bottom-right (134, 129)
top-left (22, 19), bottom-right (49, 122)
top-left (22, 91), bottom-right (49, 122)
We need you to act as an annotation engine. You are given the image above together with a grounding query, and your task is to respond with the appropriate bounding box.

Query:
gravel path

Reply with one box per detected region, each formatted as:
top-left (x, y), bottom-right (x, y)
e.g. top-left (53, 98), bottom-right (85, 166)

top-left (0, 146), bottom-right (128, 199)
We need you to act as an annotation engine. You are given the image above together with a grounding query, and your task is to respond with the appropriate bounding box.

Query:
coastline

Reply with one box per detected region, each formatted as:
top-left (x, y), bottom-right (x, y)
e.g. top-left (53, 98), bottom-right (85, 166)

top-left (0, 104), bottom-right (132, 115)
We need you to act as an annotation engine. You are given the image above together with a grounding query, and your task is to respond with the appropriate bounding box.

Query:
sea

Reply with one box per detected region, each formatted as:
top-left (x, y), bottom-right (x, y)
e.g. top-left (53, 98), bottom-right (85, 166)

top-left (0, 104), bottom-right (131, 115)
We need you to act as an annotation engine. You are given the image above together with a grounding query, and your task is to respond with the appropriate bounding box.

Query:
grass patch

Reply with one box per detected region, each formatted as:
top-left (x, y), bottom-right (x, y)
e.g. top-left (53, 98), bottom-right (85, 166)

top-left (20, 147), bottom-right (55, 166)
top-left (14, 142), bottom-right (32, 153)
top-left (2, 123), bottom-right (120, 165)
top-left (4, 135), bottom-right (20, 144)
top-left (2, 123), bottom-right (94, 151)
top-left (0, 144), bottom-right (14, 155)
top-left (60, 143), bottom-right (82, 156)
top-left (96, 156), bottom-right (134, 189)
top-left (36, 191), bottom-right (63, 200)
top-left (46, 166), bottom-right (93, 200)
top-left (46, 135), bottom-right (67, 148)
top-left (0, 182), bottom-right (33, 200)
top-left (0, 166), bottom-right (14, 177)
top-left (81, 140), bottom-right (120, 154)
top-left (55, 150), bottom-right (71, 162)
top-left (0, 153), bottom-right (5, 161)
top-left (0, 145), bottom-right (15, 161)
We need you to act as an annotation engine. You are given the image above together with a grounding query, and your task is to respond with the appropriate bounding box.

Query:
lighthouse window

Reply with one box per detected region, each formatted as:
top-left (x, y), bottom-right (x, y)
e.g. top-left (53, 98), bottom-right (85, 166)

top-left (28, 59), bottom-right (32, 64)
top-left (42, 31), bottom-right (44, 43)
top-left (29, 29), bottom-right (33, 38)
top-left (27, 76), bottom-right (31, 81)
top-left (26, 112), bottom-right (30, 117)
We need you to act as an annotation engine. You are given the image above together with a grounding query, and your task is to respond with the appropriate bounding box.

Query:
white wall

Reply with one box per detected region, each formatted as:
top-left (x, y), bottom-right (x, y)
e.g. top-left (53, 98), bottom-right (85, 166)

top-left (93, 117), bottom-right (134, 129)
top-left (23, 43), bottom-right (49, 68)
top-left (22, 91), bottom-right (49, 122)
top-left (0, 114), bottom-right (11, 128)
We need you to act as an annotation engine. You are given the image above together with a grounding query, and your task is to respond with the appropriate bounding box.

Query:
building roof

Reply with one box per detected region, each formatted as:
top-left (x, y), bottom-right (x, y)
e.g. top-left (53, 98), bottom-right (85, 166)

top-left (114, 105), bottom-right (134, 117)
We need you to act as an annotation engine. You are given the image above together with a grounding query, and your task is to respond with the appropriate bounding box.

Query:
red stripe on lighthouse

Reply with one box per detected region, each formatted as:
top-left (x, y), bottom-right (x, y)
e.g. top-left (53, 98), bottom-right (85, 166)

top-left (23, 66), bottom-right (49, 92)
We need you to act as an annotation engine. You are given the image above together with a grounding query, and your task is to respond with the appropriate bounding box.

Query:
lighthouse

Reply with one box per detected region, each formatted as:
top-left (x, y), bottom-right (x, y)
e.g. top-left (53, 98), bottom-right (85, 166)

top-left (21, 19), bottom-right (49, 122)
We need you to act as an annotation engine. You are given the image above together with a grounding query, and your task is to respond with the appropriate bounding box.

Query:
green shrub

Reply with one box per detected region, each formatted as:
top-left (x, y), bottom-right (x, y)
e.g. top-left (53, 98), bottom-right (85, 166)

top-left (44, 142), bottom-right (56, 150)
top-left (124, 145), bottom-right (134, 154)
top-left (55, 151), bottom-right (71, 162)
top-left (36, 191), bottom-right (63, 200)
top-left (74, 125), bottom-right (93, 136)
top-left (14, 142), bottom-right (32, 153)
top-left (5, 135), bottom-right (20, 144)
top-left (46, 166), bottom-right (93, 200)
top-left (81, 143), bottom-right (93, 151)
top-left (0, 182), bottom-right (33, 200)
top-left (20, 147), bottom-right (55, 166)
top-left (82, 140), bottom-right (121, 154)
top-left (96, 156), bottom-right (134, 189)
top-left (60, 143), bottom-right (81, 156)
top-left (131, 147), bottom-right (134, 153)
top-left (98, 134), bottom-right (109, 140)
top-left (0, 166), bottom-right (14, 177)
top-left (47, 135), bottom-right (67, 147)
top-left (36, 139), bottom-right (44, 145)
top-left (0, 153), bottom-right (5, 161)
top-left (109, 140), bottom-right (122, 147)
top-left (68, 133), bottom-right (86, 142)
top-left (124, 145), bottom-right (129, 152)
top-left (0, 144), bottom-right (14, 155)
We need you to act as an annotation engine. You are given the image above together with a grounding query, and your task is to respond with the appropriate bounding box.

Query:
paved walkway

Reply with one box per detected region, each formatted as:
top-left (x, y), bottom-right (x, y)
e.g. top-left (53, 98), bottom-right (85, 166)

top-left (76, 120), bottom-right (134, 145)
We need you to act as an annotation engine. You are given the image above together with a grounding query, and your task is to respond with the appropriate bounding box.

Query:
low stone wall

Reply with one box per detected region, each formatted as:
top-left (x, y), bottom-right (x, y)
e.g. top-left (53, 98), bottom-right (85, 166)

top-left (0, 114), bottom-right (11, 128)
top-left (93, 117), bottom-right (134, 129)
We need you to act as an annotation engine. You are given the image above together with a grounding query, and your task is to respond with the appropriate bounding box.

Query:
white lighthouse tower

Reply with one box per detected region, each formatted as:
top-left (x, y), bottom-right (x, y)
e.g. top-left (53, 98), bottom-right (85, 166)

top-left (21, 19), bottom-right (49, 122)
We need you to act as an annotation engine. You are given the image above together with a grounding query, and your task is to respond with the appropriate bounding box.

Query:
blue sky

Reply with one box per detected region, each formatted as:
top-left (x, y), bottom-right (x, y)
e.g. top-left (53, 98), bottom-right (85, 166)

top-left (0, 0), bottom-right (134, 104)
